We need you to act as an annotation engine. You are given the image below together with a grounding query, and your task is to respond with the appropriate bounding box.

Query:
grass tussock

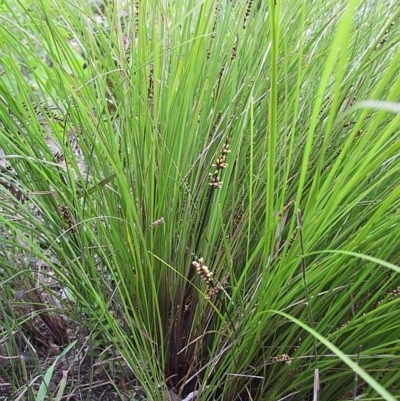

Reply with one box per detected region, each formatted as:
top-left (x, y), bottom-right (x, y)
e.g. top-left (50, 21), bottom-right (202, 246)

top-left (0, 0), bottom-right (400, 400)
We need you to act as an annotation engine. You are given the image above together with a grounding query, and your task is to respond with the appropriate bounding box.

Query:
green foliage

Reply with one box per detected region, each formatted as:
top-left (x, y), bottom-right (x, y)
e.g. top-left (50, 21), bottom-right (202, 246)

top-left (1, 0), bottom-right (400, 400)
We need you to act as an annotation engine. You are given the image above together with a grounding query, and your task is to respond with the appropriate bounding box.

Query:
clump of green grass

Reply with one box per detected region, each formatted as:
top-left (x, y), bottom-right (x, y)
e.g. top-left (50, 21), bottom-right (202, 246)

top-left (1, 0), bottom-right (400, 400)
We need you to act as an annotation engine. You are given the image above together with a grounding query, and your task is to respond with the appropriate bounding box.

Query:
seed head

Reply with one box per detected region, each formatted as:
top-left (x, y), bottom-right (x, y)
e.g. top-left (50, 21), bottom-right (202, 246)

top-left (193, 257), bottom-right (213, 284)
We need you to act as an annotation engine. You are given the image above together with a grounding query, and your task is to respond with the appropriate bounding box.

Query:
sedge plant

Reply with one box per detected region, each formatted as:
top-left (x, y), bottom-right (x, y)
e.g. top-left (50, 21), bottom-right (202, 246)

top-left (0, 0), bottom-right (400, 400)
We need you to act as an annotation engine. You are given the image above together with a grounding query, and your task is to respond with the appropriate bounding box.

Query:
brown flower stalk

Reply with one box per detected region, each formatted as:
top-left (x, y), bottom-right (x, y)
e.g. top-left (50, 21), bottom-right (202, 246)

top-left (209, 137), bottom-right (231, 189)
